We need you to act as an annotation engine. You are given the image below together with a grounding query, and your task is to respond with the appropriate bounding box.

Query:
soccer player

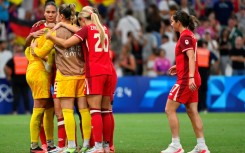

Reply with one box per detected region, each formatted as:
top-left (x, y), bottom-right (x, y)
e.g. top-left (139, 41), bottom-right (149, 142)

top-left (47, 6), bottom-right (115, 153)
top-left (25, 1), bottom-right (57, 152)
top-left (160, 10), bottom-right (210, 153)
top-left (52, 4), bottom-right (91, 153)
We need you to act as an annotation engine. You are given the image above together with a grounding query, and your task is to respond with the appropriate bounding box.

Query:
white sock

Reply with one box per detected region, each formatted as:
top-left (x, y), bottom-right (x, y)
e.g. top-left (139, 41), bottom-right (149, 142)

top-left (172, 137), bottom-right (181, 146)
top-left (68, 140), bottom-right (76, 148)
top-left (197, 138), bottom-right (206, 148)
top-left (95, 142), bottom-right (103, 148)
top-left (31, 142), bottom-right (38, 149)
top-left (47, 140), bottom-right (54, 147)
top-left (83, 139), bottom-right (90, 147)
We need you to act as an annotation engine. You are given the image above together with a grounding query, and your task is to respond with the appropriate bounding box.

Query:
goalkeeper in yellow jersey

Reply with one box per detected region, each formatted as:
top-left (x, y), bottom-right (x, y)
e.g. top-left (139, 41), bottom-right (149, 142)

top-left (25, 0), bottom-right (57, 152)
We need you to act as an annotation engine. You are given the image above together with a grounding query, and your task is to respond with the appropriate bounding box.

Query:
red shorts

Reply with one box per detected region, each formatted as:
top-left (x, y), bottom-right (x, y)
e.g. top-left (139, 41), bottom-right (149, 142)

top-left (168, 83), bottom-right (199, 104)
top-left (110, 69), bottom-right (118, 102)
top-left (85, 75), bottom-right (113, 96)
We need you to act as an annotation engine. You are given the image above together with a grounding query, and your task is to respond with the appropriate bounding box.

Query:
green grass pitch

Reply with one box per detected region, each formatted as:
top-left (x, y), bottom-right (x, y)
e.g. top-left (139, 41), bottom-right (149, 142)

top-left (0, 113), bottom-right (244, 153)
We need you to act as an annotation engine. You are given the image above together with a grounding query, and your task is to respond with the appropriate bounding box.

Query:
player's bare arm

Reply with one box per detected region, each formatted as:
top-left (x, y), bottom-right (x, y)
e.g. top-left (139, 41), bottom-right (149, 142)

top-left (46, 32), bottom-right (80, 49)
top-left (53, 22), bottom-right (80, 33)
top-left (186, 49), bottom-right (196, 91)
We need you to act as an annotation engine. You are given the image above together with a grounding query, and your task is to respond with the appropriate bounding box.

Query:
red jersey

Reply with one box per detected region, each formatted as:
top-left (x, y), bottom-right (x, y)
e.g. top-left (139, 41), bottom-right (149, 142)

top-left (175, 29), bottom-right (201, 86)
top-left (75, 24), bottom-right (112, 77)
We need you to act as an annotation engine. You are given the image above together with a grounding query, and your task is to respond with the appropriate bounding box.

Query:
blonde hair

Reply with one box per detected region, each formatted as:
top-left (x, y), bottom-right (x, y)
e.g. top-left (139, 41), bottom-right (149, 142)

top-left (59, 3), bottom-right (76, 25)
top-left (79, 6), bottom-right (106, 48)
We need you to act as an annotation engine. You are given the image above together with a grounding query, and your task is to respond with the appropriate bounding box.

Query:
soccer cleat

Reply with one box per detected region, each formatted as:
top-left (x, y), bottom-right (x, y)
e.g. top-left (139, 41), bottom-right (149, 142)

top-left (48, 146), bottom-right (65, 153)
top-left (109, 145), bottom-right (115, 153)
top-left (86, 146), bottom-right (104, 153)
top-left (160, 143), bottom-right (184, 153)
top-left (47, 146), bottom-right (57, 152)
top-left (188, 145), bottom-right (210, 153)
top-left (62, 147), bottom-right (78, 153)
top-left (42, 144), bottom-right (48, 152)
top-left (30, 146), bottom-right (46, 153)
top-left (79, 146), bottom-right (89, 153)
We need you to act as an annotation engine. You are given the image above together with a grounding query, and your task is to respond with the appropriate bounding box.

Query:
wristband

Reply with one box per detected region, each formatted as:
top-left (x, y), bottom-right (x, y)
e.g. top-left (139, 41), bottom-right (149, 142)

top-left (189, 77), bottom-right (194, 78)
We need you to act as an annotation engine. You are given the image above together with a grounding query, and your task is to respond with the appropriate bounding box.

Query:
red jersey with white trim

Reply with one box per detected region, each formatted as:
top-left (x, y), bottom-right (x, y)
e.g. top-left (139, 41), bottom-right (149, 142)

top-left (75, 24), bottom-right (112, 77)
top-left (175, 29), bottom-right (201, 85)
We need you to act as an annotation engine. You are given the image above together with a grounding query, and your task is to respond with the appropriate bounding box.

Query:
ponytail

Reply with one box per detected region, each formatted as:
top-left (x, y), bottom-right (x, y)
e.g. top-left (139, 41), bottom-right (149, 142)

top-left (91, 12), bottom-right (105, 49)
top-left (188, 15), bottom-right (199, 31)
top-left (69, 4), bottom-right (77, 25)
top-left (81, 6), bottom-right (106, 49)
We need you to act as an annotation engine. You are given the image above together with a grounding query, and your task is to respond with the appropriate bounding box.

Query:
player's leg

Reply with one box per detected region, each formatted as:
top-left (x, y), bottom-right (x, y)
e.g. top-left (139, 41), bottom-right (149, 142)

top-left (101, 96), bottom-right (112, 153)
top-left (43, 99), bottom-right (56, 151)
top-left (161, 98), bottom-right (184, 153)
top-left (108, 104), bottom-right (115, 153)
top-left (48, 80), bottom-right (67, 153)
top-left (185, 102), bottom-right (210, 153)
top-left (56, 79), bottom-right (78, 152)
top-left (86, 94), bottom-right (104, 153)
top-left (39, 119), bottom-right (47, 151)
top-left (48, 97), bottom-right (66, 153)
top-left (85, 75), bottom-right (107, 153)
top-left (29, 70), bottom-right (51, 152)
top-left (77, 96), bottom-right (91, 153)
top-left (75, 79), bottom-right (91, 152)
top-left (30, 99), bottom-right (47, 153)
top-left (61, 97), bottom-right (76, 153)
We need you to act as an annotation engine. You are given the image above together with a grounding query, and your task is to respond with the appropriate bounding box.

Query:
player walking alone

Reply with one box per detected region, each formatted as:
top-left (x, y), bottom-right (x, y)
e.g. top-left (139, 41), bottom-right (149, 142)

top-left (160, 10), bottom-right (210, 153)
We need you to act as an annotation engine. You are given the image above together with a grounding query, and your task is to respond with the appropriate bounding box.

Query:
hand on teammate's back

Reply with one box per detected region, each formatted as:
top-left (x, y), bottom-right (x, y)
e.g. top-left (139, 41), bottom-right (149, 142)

top-left (52, 22), bottom-right (63, 30)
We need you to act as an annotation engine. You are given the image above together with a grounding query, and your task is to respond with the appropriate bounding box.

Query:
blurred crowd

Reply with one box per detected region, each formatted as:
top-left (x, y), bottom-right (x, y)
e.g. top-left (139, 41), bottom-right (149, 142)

top-left (1, 0), bottom-right (245, 80)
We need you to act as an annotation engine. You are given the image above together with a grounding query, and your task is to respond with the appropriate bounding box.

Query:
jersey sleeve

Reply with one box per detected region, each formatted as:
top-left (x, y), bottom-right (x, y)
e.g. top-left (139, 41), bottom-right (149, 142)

top-left (74, 26), bottom-right (88, 41)
top-left (34, 32), bottom-right (55, 58)
top-left (179, 36), bottom-right (194, 52)
top-left (30, 26), bottom-right (39, 33)
top-left (47, 49), bottom-right (56, 66)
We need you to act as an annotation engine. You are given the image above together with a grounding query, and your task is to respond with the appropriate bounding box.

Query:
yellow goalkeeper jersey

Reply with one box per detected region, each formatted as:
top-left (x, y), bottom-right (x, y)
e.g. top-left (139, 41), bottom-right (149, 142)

top-left (25, 28), bottom-right (56, 72)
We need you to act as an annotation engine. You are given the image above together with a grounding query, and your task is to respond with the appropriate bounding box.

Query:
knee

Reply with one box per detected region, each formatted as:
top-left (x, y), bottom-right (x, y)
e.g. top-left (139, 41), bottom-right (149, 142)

top-left (165, 107), bottom-right (175, 116)
top-left (186, 108), bottom-right (198, 116)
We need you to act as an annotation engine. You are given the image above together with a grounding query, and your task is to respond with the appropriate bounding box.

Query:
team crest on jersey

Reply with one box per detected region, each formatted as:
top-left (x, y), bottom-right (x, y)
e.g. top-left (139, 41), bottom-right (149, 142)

top-left (185, 40), bottom-right (189, 45)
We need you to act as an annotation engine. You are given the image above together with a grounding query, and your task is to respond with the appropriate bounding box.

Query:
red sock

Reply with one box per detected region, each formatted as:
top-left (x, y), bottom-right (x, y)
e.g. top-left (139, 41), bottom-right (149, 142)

top-left (40, 123), bottom-right (47, 145)
top-left (90, 108), bottom-right (102, 142)
top-left (109, 112), bottom-right (115, 147)
top-left (102, 109), bottom-right (112, 142)
top-left (57, 118), bottom-right (66, 148)
top-left (89, 129), bottom-right (94, 147)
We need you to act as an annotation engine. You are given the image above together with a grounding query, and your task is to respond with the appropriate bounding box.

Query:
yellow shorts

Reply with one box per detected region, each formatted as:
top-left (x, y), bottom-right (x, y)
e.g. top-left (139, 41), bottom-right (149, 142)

top-left (26, 69), bottom-right (51, 99)
top-left (56, 79), bottom-right (85, 98)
